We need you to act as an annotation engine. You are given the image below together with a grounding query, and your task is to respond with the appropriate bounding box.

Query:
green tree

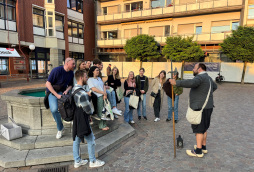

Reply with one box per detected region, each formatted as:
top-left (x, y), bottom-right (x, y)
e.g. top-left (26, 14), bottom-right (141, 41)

top-left (220, 26), bottom-right (254, 84)
top-left (124, 34), bottom-right (161, 68)
top-left (162, 36), bottom-right (204, 79)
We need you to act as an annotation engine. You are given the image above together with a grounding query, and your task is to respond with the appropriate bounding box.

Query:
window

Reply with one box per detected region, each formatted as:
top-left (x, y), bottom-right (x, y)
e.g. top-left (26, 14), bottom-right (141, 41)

top-left (149, 26), bottom-right (163, 37)
top-left (102, 30), bottom-right (118, 40)
top-left (152, 0), bottom-right (165, 8)
top-left (165, 25), bottom-right (170, 36)
top-left (47, 0), bottom-right (53, 3)
top-left (0, 0), bottom-right (16, 21)
top-left (33, 8), bottom-right (44, 27)
top-left (248, 5), bottom-right (254, 19)
top-left (78, 24), bottom-right (83, 39)
top-left (69, 51), bottom-right (84, 59)
top-left (68, 20), bottom-right (84, 41)
top-left (125, 1), bottom-right (143, 12)
top-left (46, 11), bottom-right (54, 36)
top-left (55, 15), bottom-right (64, 32)
top-left (211, 21), bottom-right (230, 33)
top-left (232, 22), bottom-right (239, 30)
top-left (67, 0), bottom-right (83, 13)
top-left (196, 26), bottom-right (202, 34)
top-left (103, 7), bottom-right (107, 15)
top-left (0, 58), bottom-right (8, 75)
top-left (124, 28), bottom-right (141, 38)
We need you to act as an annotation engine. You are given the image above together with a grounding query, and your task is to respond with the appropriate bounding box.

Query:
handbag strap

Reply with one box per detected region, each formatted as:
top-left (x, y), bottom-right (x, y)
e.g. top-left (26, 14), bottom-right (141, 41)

top-left (188, 80), bottom-right (211, 110)
top-left (201, 80), bottom-right (211, 110)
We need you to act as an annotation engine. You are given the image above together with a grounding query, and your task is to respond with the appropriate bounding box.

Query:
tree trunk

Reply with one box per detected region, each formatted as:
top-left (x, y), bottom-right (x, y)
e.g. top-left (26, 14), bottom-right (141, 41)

top-left (140, 59), bottom-right (143, 69)
top-left (241, 61), bottom-right (247, 84)
top-left (181, 60), bottom-right (185, 79)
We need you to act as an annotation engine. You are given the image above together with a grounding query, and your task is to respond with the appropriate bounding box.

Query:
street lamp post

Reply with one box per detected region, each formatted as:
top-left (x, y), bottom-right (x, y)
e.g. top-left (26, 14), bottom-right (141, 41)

top-left (29, 44), bottom-right (35, 81)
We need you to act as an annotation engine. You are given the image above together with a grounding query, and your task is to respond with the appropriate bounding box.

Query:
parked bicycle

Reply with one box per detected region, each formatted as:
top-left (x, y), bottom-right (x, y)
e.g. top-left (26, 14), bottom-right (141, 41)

top-left (215, 72), bottom-right (225, 83)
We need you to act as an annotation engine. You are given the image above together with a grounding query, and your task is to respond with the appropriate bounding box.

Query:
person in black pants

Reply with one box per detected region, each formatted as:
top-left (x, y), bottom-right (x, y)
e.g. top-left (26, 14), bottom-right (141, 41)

top-left (149, 70), bottom-right (166, 122)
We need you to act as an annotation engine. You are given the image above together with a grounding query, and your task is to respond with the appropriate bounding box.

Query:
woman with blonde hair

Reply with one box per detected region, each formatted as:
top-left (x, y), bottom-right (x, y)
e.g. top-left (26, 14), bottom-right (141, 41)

top-left (74, 59), bottom-right (86, 85)
top-left (149, 70), bottom-right (166, 122)
top-left (123, 71), bottom-right (137, 124)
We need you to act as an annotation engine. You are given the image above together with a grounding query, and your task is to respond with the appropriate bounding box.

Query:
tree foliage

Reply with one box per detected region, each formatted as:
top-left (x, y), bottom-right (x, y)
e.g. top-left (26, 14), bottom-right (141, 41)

top-left (220, 26), bottom-right (254, 62)
top-left (124, 34), bottom-right (161, 61)
top-left (162, 36), bottom-right (204, 62)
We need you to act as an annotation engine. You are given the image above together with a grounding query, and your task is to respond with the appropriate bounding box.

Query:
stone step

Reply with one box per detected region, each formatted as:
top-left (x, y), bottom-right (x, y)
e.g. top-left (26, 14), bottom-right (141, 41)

top-left (0, 123), bottom-right (135, 168)
top-left (0, 119), bottom-right (122, 150)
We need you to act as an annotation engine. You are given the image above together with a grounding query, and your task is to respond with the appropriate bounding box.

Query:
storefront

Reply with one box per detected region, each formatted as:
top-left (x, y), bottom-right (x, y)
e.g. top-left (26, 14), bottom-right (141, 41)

top-left (29, 47), bottom-right (50, 78)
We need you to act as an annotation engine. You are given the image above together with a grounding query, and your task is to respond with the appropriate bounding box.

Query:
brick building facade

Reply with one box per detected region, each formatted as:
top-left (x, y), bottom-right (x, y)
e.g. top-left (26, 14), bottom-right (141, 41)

top-left (0, 0), bottom-right (95, 79)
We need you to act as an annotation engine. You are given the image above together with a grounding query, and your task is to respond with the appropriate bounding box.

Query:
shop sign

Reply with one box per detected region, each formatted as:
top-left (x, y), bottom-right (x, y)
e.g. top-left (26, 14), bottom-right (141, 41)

top-left (0, 48), bottom-right (21, 57)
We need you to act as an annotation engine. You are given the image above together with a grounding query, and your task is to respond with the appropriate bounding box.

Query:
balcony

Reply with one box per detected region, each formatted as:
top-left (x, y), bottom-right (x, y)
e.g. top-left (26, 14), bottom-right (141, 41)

top-left (97, 0), bottom-right (243, 24)
top-left (97, 31), bottom-right (232, 47)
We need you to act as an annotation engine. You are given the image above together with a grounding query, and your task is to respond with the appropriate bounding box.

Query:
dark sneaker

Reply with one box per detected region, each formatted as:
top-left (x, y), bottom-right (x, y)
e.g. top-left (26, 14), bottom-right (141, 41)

top-left (194, 145), bottom-right (208, 154)
top-left (186, 149), bottom-right (204, 158)
top-left (144, 116), bottom-right (147, 120)
top-left (138, 116), bottom-right (141, 120)
top-left (175, 120), bottom-right (178, 123)
top-left (166, 118), bottom-right (171, 122)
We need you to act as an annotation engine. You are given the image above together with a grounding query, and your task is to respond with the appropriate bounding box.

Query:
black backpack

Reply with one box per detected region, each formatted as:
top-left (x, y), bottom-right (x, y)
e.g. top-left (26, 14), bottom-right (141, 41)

top-left (58, 88), bottom-right (83, 122)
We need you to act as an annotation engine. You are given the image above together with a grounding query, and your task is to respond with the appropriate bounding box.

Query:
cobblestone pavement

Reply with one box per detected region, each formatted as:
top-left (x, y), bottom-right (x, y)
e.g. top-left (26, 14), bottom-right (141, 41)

top-left (0, 81), bottom-right (254, 172)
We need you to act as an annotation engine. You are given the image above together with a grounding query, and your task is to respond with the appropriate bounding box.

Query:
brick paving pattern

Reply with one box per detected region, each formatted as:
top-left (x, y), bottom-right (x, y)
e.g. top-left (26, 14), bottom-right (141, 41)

top-left (0, 80), bottom-right (254, 171)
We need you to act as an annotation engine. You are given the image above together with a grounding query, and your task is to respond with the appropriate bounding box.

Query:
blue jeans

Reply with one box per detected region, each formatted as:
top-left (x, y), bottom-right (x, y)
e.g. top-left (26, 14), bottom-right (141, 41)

top-left (137, 94), bottom-right (146, 117)
top-left (73, 132), bottom-right (96, 163)
top-left (167, 95), bottom-right (179, 120)
top-left (106, 89), bottom-right (116, 108)
top-left (48, 92), bottom-right (63, 131)
top-left (124, 96), bottom-right (133, 122)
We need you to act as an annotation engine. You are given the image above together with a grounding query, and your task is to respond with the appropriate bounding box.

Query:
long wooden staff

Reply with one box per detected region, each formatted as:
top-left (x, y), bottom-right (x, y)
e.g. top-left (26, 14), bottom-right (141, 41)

top-left (171, 57), bottom-right (176, 158)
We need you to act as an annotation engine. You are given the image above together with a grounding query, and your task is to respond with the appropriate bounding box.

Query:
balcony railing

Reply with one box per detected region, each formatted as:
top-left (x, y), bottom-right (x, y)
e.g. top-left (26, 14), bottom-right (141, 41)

top-left (97, 31), bottom-right (232, 47)
top-left (97, 0), bottom-right (243, 22)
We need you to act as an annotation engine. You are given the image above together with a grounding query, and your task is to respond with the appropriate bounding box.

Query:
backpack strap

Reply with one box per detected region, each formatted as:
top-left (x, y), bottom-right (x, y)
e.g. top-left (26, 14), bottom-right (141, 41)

top-left (72, 88), bottom-right (84, 96)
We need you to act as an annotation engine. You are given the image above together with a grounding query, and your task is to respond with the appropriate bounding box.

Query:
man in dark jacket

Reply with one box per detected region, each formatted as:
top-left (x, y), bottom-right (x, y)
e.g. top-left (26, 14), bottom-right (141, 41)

top-left (170, 63), bottom-right (217, 158)
top-left (135, 68), bottom-right (149, 120)
top-left (72, 70), bottom-right (105, 168)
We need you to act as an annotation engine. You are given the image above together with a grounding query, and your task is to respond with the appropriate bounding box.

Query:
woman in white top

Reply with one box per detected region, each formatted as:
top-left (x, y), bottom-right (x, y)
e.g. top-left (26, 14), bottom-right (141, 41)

top-left (149, 70), bottom-right (166, 122)
top-left (87, 66), bottom-right (109, 131)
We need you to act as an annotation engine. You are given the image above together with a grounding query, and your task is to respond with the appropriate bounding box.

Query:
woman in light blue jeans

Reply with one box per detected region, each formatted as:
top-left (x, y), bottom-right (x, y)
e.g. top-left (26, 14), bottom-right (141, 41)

top-left (123, 71), bottom-right (136, 124)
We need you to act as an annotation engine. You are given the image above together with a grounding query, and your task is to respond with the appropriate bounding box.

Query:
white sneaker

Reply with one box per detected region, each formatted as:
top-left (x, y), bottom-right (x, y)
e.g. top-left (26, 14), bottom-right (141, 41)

top-left (116, 108), bottom-right (122, 114)
top-left (56, 127), bottom-right (64, 139)
top-left (130, 120), bottom-right (135, 124)
top-left (114, 114), bottom-right (119, 119)
top-left (154, 118), bottom-right (160, 122)
top-left (74, 159), bottom-right (88, 168)
top-left (112, 108), bottom-right (121, 116)
top-left (102, 113), bottom-right (111, 121)
top-left (89, 159), bottom-right (105, 168)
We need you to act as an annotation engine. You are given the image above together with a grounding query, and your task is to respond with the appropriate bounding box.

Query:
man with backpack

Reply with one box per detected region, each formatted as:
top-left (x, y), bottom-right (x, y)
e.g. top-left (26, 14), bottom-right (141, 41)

top-left (45, 58), bottom-right (75, 139)
top-left (72, 70), bottom-right (105, 168)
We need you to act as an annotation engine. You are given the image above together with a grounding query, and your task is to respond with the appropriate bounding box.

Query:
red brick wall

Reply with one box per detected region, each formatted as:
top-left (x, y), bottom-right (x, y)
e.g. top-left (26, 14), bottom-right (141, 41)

top-left (83, 0), bottom-right (95, 61)
top-left (17, 0), bottom-right (44, 43)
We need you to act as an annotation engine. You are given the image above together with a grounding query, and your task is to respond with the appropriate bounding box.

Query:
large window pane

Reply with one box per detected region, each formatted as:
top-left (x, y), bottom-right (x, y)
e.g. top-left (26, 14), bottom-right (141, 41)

top-left (56, 20), bottom-right (63, 32)
top-left (72, 22), bottom-right (78, 37)
top-left (68, 21), bottom-right (72, 36)
top-left (33, 14), bottom-right (44, 27)
top-left (232, 22), bottom-right (239, 30)
top-left (48, 17), bottom-right (53, 27)
top-left (78, 24), bottom-right (83, 39)
top-left (165, 25), bottom-right (170, 36)
top-left (131, 2), bottom-right (143, 11)
top-left (108, 31), bottom-right (117, 39)
top-left (0, 58), bottom-right (8, 75)
top-left (7, 6), bottom-right (15, 20)
top-left (196, 26), bottom-right (202, 34)
top-left (211, 26), bottom-right (230, 33)
top-left (152, 0), bottom-right (165, 8)
top-left (71, 0), bottom-right (76, 11)
top-left (0, 5), bottom-right (4, 18)
top-left (67, 0), bottom-right (71, 8)
top-left (248, 8), bottom-right (254, 19)
top-left (33, 8), bottom-right (44, 15)
top-left (7, 0), bottom-right (15, 6)
top-left (77, 0), bottom-right (82, 12)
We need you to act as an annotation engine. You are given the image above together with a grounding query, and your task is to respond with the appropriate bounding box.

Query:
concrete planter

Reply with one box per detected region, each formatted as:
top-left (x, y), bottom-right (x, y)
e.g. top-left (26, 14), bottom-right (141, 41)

top-left (0, 88), bottom-right (71, 136)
